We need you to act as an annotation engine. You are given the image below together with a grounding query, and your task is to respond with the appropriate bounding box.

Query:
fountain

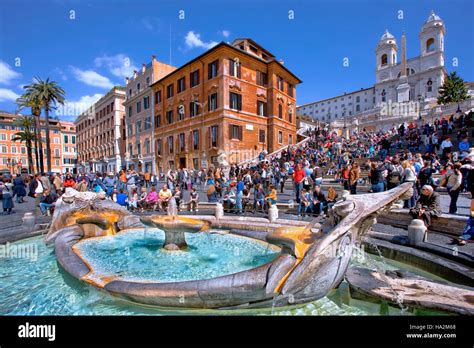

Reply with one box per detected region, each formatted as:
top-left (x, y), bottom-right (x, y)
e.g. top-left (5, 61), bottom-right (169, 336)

top-left (139, 198), bottom-right (210, 250)
top-left (26, 182), bottom-right (472, 313)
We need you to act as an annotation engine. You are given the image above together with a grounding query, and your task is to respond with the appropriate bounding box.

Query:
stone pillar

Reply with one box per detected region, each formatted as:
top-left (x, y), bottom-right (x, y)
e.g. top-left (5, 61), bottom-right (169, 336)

top-left (22, 212), bottom-right (35, 230)
top-left (268, 205), bottom-right (278, 222)
top-left (215, 202), bottom-right (224, 219)
top-left (408, 218), bottom-right (427, 245)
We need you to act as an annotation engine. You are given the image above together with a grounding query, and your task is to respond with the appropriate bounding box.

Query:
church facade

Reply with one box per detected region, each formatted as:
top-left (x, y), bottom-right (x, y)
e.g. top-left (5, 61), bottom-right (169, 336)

top-left (297, 11), bottom-right (447, 123)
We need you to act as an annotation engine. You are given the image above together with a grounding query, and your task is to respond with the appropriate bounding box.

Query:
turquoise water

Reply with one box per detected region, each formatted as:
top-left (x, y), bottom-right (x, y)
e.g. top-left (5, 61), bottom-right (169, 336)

top-left (74, 229), bottom-right (279, 283)
top-left (0, 235), bottom-right (446, 315)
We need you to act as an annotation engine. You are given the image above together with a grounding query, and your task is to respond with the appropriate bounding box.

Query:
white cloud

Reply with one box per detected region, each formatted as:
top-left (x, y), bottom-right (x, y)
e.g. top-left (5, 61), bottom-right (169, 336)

top-left (220, 30), bottom-right (230, 38)
top-left (53, 68), bottom-right (68, 81)
top-left (94, 54), bottom-right (138, 79)
top-left (55, 93), bottom-right (104, 117)
top-left (185, 31), bottom-right (219, 50)
top-left (70, 66), bottom-right (114, 89)
top-left (0, 61), bottom-right (21, 85)
top-left (0, 88), bottom-right (20, 102)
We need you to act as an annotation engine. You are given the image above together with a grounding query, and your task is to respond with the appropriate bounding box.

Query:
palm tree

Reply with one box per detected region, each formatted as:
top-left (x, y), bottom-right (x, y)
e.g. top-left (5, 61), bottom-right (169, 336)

top-left (11, 116), bottom-right (36, 174)
top-left (437, 71), bottom-right (469, 105)
top-left (16, 93), bottom-right (44, 173)
top-left (24, 77), bottom-right (66, 172)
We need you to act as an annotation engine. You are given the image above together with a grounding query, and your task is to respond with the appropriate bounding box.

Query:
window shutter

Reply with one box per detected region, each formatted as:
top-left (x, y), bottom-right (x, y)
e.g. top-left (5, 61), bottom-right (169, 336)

top-left (239, 126), bottom-right (243, 141)
top-left (208, 127), bottom-right (211, 148)
top-left (229, 59), bottom-right (233, 76)
top-left (237, 63), bottom-right (241, 78)
top-left (238, 94), bottom-right (242, 110)
top-left (229, 124), bottom-right (233, 139)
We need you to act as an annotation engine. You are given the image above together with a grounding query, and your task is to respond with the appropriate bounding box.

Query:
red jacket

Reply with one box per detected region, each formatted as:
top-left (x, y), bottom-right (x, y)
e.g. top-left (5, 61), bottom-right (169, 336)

top-left (293, 169), bottom-right (305, 184)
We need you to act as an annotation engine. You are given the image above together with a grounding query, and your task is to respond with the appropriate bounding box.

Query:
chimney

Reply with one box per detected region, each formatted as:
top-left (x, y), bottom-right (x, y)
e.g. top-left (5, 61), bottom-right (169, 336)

top-left (152, 55), bottom-right (156, 62)
top-left (279, 60), bottom-right (284, 65)
top-left (125, 77), bottom-right (129, 85)
top-left (142, 63), bottom-right (146, 74)
top-left (133, 70), bottom-right (138, 79)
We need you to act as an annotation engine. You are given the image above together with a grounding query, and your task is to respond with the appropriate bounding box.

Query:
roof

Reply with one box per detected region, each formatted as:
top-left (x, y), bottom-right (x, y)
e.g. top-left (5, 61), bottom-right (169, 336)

top-left (296, 87), bottom-right (375, 108)
top-left (150, 41), bottom-right (302, 87)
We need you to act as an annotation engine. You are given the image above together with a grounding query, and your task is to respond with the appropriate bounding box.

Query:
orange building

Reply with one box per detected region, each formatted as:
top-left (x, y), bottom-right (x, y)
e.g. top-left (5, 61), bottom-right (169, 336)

top-left (150, 38), bottom-right (301, 172)
top-left (0, 112), bottom-right (77, 174)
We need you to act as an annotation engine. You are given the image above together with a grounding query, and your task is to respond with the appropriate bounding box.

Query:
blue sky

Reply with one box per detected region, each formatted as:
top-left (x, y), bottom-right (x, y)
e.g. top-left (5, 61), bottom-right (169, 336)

top-left (0, 0), bottom-right (472, 119)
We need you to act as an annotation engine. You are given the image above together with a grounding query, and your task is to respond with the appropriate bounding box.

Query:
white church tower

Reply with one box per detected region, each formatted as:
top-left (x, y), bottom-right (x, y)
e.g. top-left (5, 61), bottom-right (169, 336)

top-left (375, 30), bottom-right (398, 104)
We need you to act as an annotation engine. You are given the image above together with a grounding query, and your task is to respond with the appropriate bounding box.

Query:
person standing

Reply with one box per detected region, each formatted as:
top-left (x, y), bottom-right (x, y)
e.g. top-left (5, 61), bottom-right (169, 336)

top-left (369, 162), bottom-right (384, 193)
top-left (292, 163), bottom-right (306, 203)
top-left (52, 174), bottom-right (63, 195)
top-left (443, 162), bottom-right (463, 214)
top-left (13, 174), bottom-right (26, 203)
top-left (30, 174), bottom-right (44, 215)
top-left (349, 162), bottom-right (360, 194)
top-left (1, 178), bottom-right (14, 214)
top-left (401, 160), bottom-right (417, 208)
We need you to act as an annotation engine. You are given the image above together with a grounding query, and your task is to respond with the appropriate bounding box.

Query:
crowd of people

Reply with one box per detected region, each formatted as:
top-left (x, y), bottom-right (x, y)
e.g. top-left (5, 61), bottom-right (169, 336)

top-left (0, 111), bottom-right (472, 244)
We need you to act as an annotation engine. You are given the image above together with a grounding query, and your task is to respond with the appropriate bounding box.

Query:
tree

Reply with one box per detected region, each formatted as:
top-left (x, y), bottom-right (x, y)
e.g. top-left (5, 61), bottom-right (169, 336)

top-left (11, 116), bottom-right (36, 174)
top-left (24, 77), bottom-right (65, 172)
top-left (16, 93), bottom-right (44, 173)
top-left (437, 71), bottom-right (469, 105)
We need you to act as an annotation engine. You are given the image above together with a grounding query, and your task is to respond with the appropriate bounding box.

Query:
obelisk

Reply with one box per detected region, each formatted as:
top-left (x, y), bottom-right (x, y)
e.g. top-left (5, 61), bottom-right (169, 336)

top-left (396, 32), bottom-right (410, 102)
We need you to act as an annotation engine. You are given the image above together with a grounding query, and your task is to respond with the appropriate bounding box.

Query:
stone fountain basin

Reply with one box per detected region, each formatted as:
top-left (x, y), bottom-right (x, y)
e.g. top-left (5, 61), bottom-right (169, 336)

top-left (54, 225), bottom-right (298, 309)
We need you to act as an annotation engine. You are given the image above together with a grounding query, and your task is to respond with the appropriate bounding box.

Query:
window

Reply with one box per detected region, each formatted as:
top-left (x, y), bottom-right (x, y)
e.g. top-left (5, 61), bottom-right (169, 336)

top-left (356, 105), bottom-right (360, 112)
top-left (137, 83), bottom-right (141, 92)
top-left (210, 125), bottom-right (218, 147)
top-left (258, 129), bottom-right (265, 143)
top-left (145, 139), bottom-right (150, 154)
top-left (166, 84), bottom-right (174, 98)
top-left (229, 59), bottom-right (241, 78)
top-left (54, 148), bottom-right (60, 157)
top-left (128, 144), bottom-right (133, 156)
top-left (0, 145), bottom-right (7, 153)
top-left (190, 70), bottom-right (200, 87)
top-left (289, 134), bottom-right (293, 145)
top-left (192, 130), bottom-right (199, 150)
top-left (136, 121), bottom-right (142, 134)
top-left (278, 131), bottom-right (283, 144)
top-left (289, 108), bottom-right (293, 123)
top-left (208, 60), bottom-right (219, 79)
top-left (155, 115), bottom-right (161, 128)
top-left (381, 89), bottom-right (386, 102)
top-left (426, 38), bottom-right (435, 52)
top-left (64, 135), bottom-right (69, 143)
top-left (129, 88), bottom-right (132, 97)
top-left (155, 91), bottom-right (162, 104)
top-left (256, 71), bottom-right (268, 86)
top-left (136, 101), bottom-right (141, 113)
top-left (157, 139), bottom-right (162, 156)
top-left (128, 106), bottom-right (132, 117)
top-left (229, 92), bottom-right (242, 110)
top-left (146, 77), bottom-right (150, 86)
top-left (208, 93), bottom-right (218, 111)
top-left (177, 105), bottom-right (185, 121)
top-left (143, 96), bottom-right (150, 109)
top-left (128, 124), bottom-right (133, 136)
top-left (179, 133), bottom-right (185, 152)
top-left (278, 104), bottom-right (283, 118)
top-left (166, 110), bottom-right (173, 124)
top-left (356, 96), bottom-right (360, 102)
top-left (11, 145), bottom-right (17, 153)
top-left (136, 142), bottom-right (141, 155)
top-left (72, 135), bottom-right (76, 144)
top-left (277, 76), bottom-right (284, 91)
top-left (168, 136), bottom-right (174, 154)
top-left (230, 125), bottom-right (242, 140)
top-left (257, 101), bottom-right (267, 116)
top-left (288, 84), bottom-right (294, 97)
top-left (189, 100), bottom-right (199, 117)
top-left (427, 79), bottom-right (433, 92)
top-left (144, 117), bottom-right (151, 130)
top-left (177, 77), bottom-right (186, 93)
top-left (381, 54), bottom-right (388, 66)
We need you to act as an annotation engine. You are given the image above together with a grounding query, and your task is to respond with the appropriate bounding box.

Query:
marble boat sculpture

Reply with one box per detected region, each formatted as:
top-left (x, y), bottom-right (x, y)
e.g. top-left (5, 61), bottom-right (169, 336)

top-left (45, 183), bottom-right (413, 309)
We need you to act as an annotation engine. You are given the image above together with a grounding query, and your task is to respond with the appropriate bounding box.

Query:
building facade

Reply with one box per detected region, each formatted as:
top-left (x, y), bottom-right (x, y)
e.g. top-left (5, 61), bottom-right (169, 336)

top-left (75, 87), bottom-right (126, 173)
top-left (124, 56), bottom-right (176, 173)
top-left (297, 11), bottom-right (447, 124)
top-left (0, 112), bottom-right (77, 174)
top-left (151, 38), bottom-right (301, 173)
